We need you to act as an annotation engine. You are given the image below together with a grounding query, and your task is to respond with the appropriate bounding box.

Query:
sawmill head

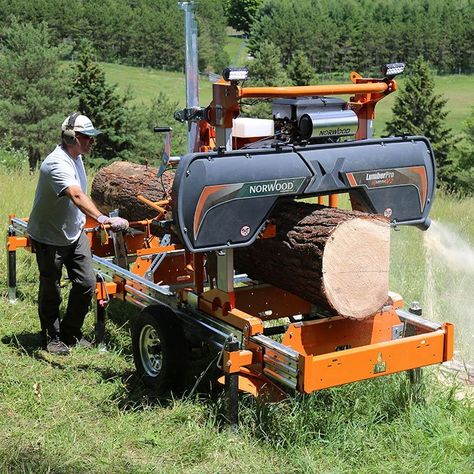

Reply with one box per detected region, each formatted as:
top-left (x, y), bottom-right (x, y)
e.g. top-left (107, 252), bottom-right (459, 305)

top-left (272, 97), bottom-right (359, 144)
top-left (172, 136), bottom-right (435, 252)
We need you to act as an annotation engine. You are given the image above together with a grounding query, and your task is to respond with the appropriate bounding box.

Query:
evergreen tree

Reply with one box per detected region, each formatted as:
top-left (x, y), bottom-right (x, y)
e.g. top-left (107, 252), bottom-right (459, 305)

top-left (71, 43), bottom-right (135, 166)
top-left (0, 19), bottom-right (71, 169)
top-left (197, 0), bottom-right (230, 72)
top-left (243, 40), bottom-right (291, 118)
top-left (132, 93), bottom-right (187, 165)
top-left (287, 51), bottom-right (317, 86)
top-left (245, 40), bottom-right (290, 86)
top-left (448, 110), bottom-right (474, 194)
top-left (385, 57), bottom-right (453, 187)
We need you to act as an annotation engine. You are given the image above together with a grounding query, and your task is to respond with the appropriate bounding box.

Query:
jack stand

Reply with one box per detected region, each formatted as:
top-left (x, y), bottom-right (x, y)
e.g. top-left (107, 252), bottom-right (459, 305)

top-left (224, 336), bottom-right (240, 429)
top-left (407, 301), bottom-right (424, 400)
top-left (7, 233), bottom-right (17, 303)
top-left (95, 293), bottom-right (107, 345)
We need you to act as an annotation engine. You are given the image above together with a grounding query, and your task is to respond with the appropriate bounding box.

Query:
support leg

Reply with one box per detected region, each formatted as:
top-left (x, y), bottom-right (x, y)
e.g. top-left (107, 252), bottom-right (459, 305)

top-left (224, 337), bottom-right (240, 429)
top-left (408, 367), bottom-right (422, 384)
top-left (95, 300), bottom-right (107, 344)
top-left (7, 249), bottom-right (17, 303)
top-left (225, 371), bottom-right (239, 429)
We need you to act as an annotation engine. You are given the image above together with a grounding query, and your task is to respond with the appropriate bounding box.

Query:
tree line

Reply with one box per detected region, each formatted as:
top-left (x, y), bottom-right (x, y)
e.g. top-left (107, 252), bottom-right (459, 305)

top-left (0, 0), bottom-right (472, 76)
top-left (0, 0), bottom-right (229, 73)
top-left (0, 20), bottom-right (187, 170)
top-left (0, 1), bottom-right (472, 193)
top-left (246, 0), bottom-right (473, 76)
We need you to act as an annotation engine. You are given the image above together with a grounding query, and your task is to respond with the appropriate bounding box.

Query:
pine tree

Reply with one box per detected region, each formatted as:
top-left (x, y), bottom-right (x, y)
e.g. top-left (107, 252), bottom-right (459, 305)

top-left (0, 19), bottom-right (71, 169)
top-left (385, 57), bottom-right (453, 187)
top-left (448, 110), bottom-right (474, 194)
top-left (246, 40), bottom-right (290, 86)
top-left (71, 43), bottom-right (135, 166)
top-left (287, 51), bottom-right (317, 86)
top-left (243, 40), bottom-right (290, 118)
top-left (132, 93), bottom-right (187, 165)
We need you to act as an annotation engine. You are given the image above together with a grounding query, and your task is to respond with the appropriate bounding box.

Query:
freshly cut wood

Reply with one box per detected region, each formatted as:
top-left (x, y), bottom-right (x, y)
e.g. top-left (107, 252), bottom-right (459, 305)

top-left (91, 162), bottom-right (391, 319)
top-left (235, 200), bottom-right (390, 320)
top-left (91, 161), bottom-right (173, 221)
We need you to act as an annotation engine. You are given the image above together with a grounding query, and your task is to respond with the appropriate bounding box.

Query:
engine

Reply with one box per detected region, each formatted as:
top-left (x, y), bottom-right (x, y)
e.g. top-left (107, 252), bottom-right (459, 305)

top-left (272, 97), bottom-right (359, 144)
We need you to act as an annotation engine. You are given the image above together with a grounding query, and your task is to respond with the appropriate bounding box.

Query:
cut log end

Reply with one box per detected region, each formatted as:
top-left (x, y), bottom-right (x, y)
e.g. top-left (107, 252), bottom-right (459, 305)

top-left (322, 217), bottom-right (390, 319)
top-left (235, 200), bottom-right (391, 320)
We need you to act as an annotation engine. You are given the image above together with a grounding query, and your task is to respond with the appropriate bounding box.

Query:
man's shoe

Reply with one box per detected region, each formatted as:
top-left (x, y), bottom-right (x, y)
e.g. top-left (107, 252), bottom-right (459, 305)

top-left (61, 336), bottom-right (93, 349)
top-left (76, 337), bottom-right (93, 349)
top-left (46, 337), bottom-right (70, 355)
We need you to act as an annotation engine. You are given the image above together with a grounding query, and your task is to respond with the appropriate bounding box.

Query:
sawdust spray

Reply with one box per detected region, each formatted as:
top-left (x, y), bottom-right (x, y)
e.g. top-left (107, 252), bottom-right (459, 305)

top-left (423, 220), bottom-right (474, 366)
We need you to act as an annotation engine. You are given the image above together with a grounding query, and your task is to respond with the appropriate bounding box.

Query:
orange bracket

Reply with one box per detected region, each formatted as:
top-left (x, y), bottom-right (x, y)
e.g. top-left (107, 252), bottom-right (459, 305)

top-left (96, 281), bottom-right (118, 301)
top-left (6, 236), bottom-right (29, 251)
top-left (223, 349), bottom-right (253, 374)
top-left (199, 288), bottom-right (264, 336)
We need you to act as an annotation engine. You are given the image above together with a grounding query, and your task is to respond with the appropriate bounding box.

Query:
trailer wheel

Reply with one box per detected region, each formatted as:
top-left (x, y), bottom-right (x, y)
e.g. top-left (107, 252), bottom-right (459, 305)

top-left (132, 307), bottom-right (187, 393)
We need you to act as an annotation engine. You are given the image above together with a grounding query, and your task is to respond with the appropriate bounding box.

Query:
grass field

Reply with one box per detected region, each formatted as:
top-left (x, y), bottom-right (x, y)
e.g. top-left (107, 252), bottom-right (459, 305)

top-left (1, 162), bottom-right (473, 471)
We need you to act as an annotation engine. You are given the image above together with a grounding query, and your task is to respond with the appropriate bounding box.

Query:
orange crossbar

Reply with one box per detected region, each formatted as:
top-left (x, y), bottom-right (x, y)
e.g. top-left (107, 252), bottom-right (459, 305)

top-left (239, 82), bottom-right (388, 99)
top-left (6, 236), bottom-right (29, 251)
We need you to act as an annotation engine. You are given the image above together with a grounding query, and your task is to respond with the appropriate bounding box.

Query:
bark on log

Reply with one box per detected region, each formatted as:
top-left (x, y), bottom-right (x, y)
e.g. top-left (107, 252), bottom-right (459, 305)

top-left (91, 162), bottom-right (390, 319)
top-left (91, 161), bottom-right (173, 221)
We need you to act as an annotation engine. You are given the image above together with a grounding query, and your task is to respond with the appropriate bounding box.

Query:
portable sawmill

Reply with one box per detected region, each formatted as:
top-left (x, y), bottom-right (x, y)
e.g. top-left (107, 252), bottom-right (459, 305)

top-left (6, 7), bottom-right (453, 424)
top-left (6, 66), bottom-right (454, 412)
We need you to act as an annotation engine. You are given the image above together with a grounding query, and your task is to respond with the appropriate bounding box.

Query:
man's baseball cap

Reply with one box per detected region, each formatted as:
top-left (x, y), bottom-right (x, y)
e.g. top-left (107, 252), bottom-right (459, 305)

top-left (61, 114), bottom-right (102, 137)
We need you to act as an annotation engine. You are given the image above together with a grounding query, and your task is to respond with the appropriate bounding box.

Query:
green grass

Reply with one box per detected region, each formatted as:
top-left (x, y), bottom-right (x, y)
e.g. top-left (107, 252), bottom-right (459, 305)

top-left (1, 165), bottom-right (473, 472)
top-left (224, 34), bottom-right (249, 67)
top-left (100, 63), bottom-right (213, 108)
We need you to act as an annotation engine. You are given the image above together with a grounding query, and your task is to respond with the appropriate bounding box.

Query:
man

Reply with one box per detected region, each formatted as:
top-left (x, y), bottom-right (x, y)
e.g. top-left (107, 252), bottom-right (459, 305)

top-left (27, 113), bottom-right (129, 355)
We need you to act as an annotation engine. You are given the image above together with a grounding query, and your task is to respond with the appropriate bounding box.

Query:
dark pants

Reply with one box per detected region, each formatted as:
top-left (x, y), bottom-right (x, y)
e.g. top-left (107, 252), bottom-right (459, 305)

top-left (33, 232), bottom-right (96, 346)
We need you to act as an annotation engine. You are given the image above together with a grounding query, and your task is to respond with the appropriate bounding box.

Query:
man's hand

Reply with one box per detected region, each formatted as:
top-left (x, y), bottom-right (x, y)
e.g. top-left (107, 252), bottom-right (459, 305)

top-left (97, 215), bottom-right (129, 232)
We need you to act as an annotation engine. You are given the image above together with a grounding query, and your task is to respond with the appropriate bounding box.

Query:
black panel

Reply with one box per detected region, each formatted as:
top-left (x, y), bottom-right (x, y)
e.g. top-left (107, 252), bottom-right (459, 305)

top-left (172, 148), bottom-right (313, 252)
top-left (196, 196), bottom-right (278, 249)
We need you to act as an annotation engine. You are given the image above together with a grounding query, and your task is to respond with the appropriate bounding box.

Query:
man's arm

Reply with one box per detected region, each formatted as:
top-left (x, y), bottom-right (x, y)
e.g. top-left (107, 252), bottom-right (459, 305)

top-left (63, 185), bottom-right (129, 231)
top-left (63, 184), bottom-right (103, 221)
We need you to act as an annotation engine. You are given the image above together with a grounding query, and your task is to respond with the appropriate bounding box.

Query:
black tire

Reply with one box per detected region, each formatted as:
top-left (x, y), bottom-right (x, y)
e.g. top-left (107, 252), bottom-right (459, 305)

top-left (132, 306), bottom-right (188, 393)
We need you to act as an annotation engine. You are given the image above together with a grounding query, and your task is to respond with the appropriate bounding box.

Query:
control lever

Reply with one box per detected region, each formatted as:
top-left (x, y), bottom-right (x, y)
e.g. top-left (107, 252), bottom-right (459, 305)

top-left (154, 126), bottom-right (172, 179)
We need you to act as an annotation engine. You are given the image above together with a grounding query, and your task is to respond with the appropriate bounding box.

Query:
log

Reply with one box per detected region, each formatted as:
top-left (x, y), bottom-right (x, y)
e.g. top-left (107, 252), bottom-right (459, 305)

top-left (235, 200), bottom-right (390, 320)
top-left (91, 162), bottom-right (390, 319)
top-left (91, 161), bottom-right (173, 221)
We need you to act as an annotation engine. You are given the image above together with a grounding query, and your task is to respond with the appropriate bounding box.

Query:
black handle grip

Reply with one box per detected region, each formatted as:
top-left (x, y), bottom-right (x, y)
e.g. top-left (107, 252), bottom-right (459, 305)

top-left (154, 127), bottom-right (172, 133)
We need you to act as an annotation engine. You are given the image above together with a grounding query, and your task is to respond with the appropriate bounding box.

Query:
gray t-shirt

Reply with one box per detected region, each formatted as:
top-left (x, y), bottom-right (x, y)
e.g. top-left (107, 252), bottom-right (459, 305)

top-left (27, 145), bottom-right (87, 246)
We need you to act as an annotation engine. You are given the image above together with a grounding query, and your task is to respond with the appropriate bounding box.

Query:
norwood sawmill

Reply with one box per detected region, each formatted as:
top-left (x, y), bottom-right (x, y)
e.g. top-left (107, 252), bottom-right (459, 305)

top-left (6, 4), bottom-right (453, 423)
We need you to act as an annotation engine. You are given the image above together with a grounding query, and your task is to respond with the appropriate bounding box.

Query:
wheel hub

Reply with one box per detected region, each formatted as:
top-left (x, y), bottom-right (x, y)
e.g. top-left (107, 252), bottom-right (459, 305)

top-left (139, 324), bottom-right (162, 376)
